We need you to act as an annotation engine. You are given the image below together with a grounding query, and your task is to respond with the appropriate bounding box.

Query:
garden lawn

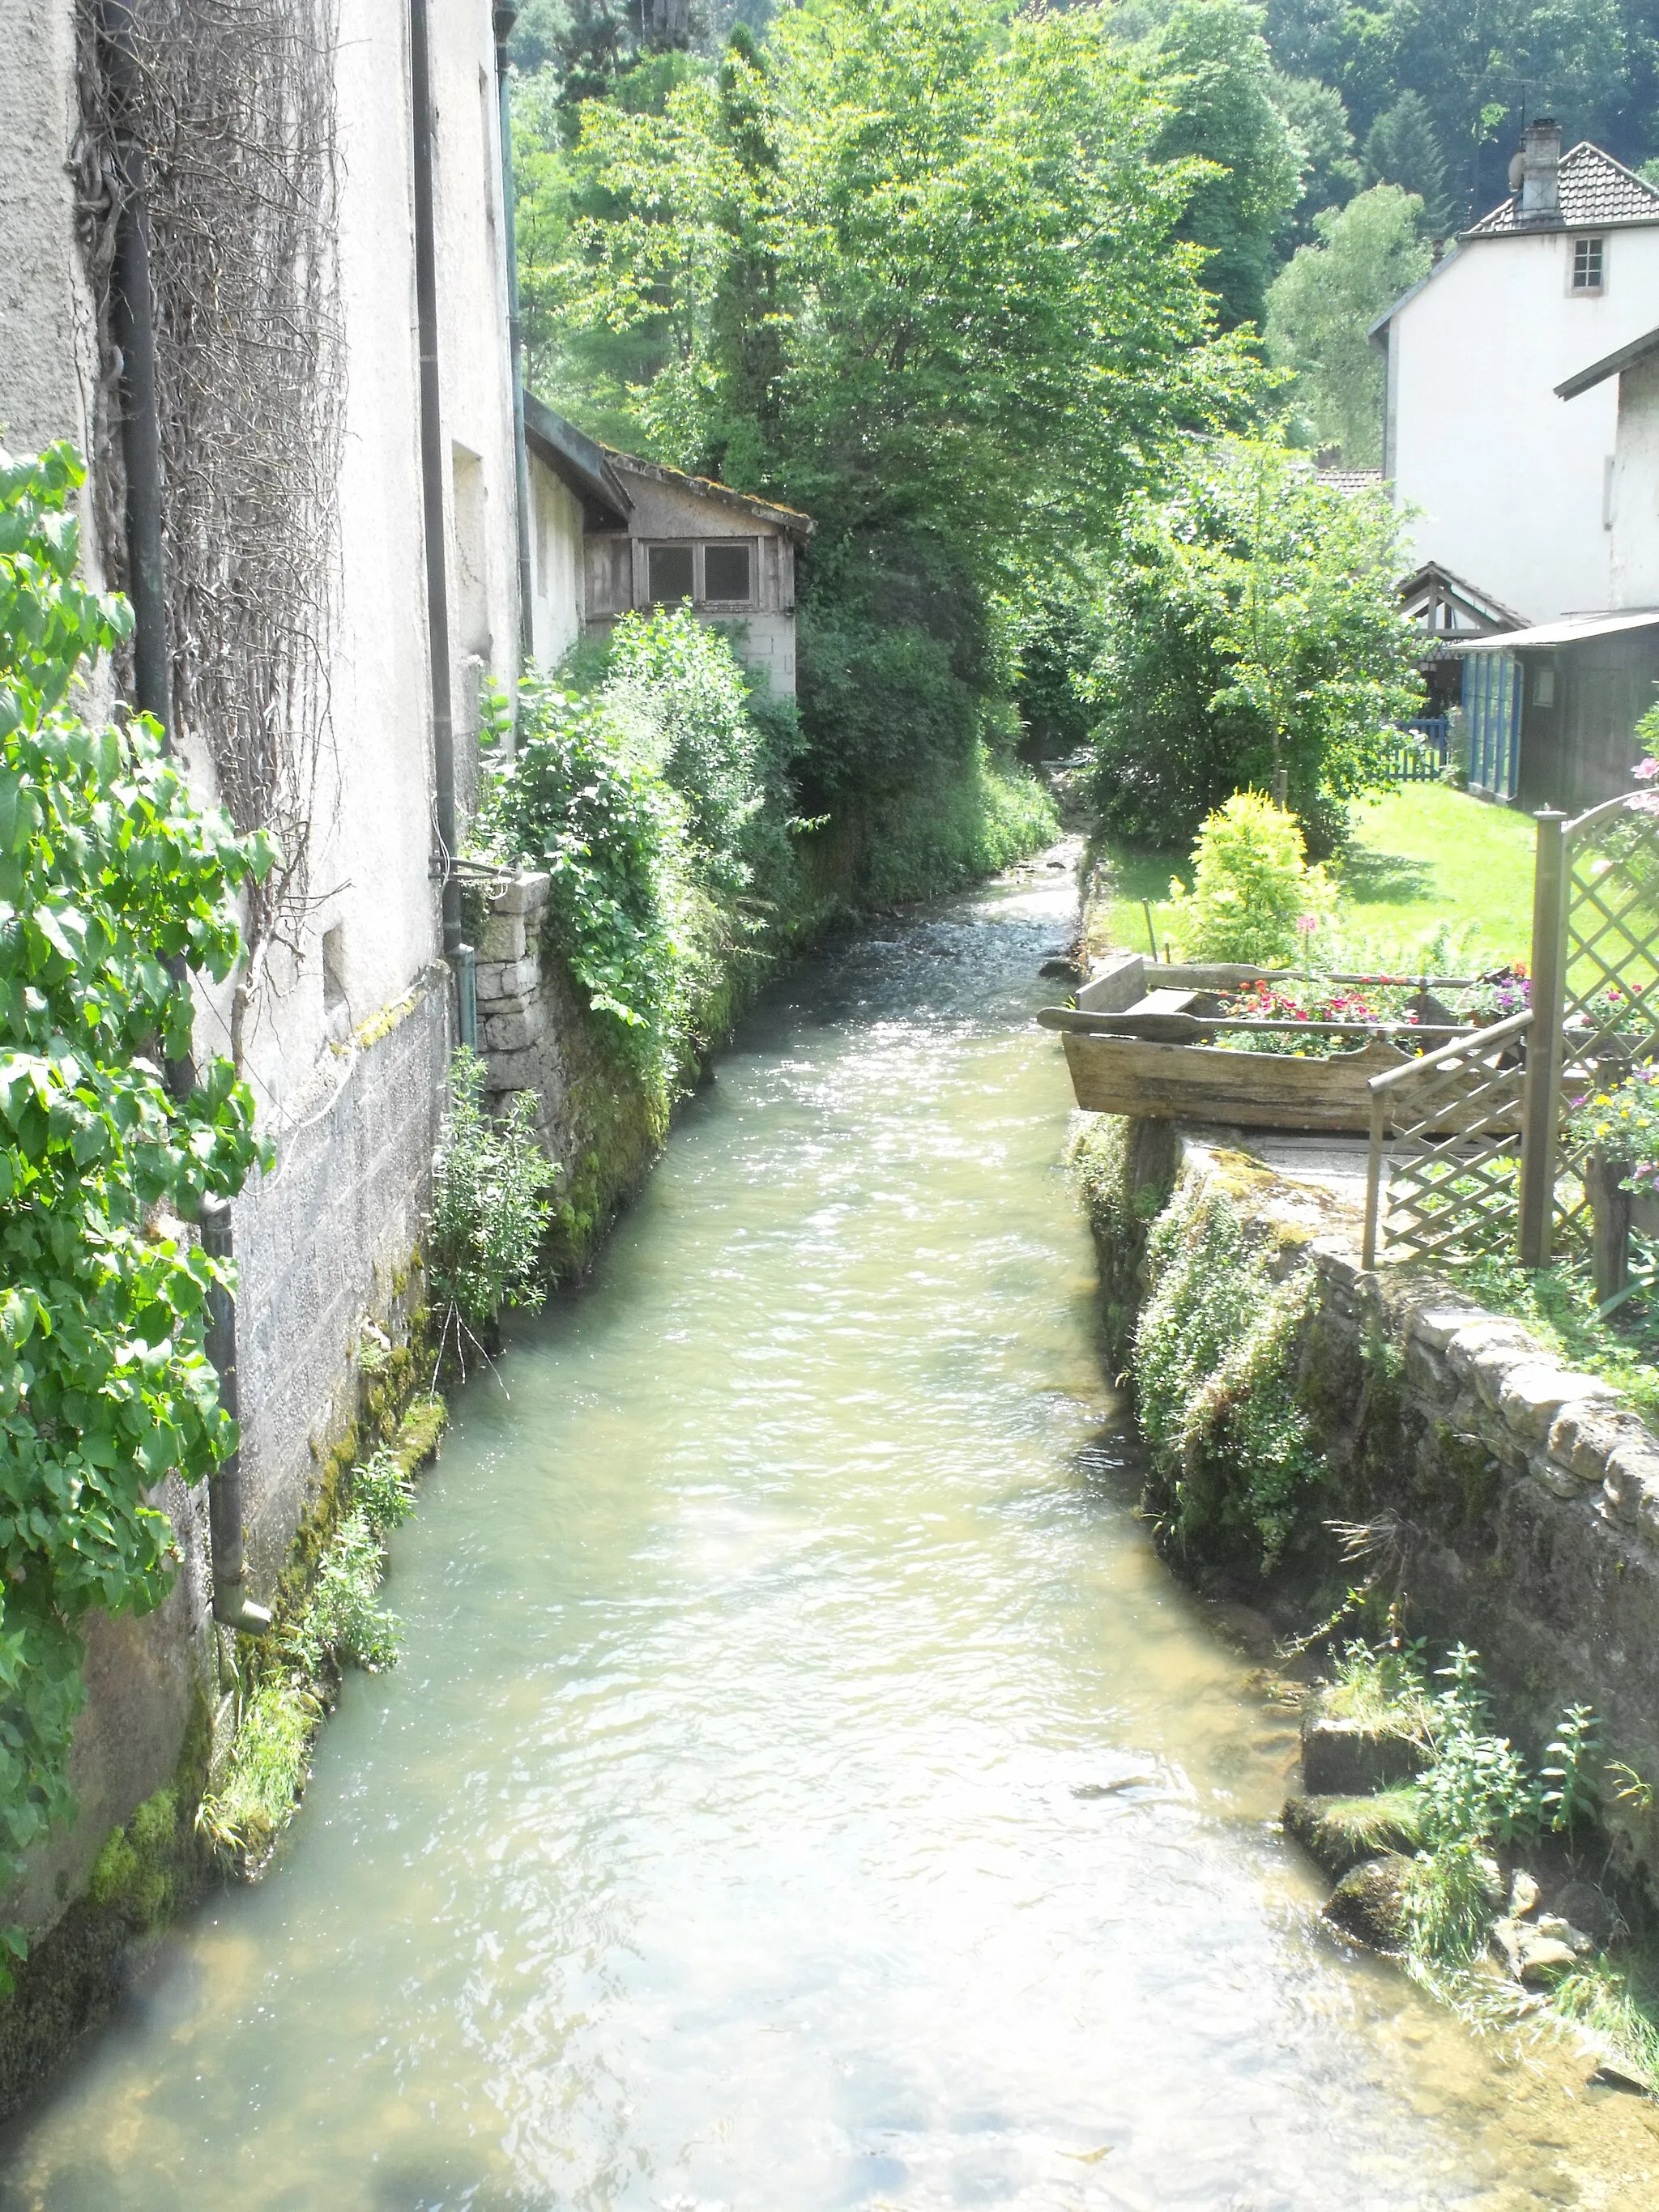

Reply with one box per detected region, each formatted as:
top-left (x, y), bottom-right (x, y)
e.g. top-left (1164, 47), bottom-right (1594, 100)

top-left (1088, 784), bottom-right (1536, 974)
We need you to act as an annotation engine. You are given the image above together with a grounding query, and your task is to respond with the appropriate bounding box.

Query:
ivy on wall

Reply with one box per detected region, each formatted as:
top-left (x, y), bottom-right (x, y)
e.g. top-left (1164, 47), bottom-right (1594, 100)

top-left (0, 445), bottom-right (269, 1967)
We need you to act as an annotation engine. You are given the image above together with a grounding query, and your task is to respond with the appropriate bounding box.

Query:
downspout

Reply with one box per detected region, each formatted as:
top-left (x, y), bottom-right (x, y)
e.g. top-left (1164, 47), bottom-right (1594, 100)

top-left (104, 6), bottom-right (262, 1629)
top-left (200, 1200), bottom-right (271, 1631)
top-left (100, 0), bottom-right (170, 738)
top-left (409, 0), bottom-right (473, 1045)
top-left (493, 3), bottom-right (534, 668)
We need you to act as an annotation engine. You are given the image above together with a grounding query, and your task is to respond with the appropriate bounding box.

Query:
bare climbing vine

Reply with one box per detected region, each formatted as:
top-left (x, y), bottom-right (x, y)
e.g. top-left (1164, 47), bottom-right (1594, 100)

top-left (73, 0), bottom-right (343, 1059)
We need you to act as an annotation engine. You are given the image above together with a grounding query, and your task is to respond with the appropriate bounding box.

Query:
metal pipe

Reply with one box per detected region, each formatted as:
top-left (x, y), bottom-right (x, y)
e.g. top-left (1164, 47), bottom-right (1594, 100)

top-left (100, 0), bottom-right (171, 737)
top-left (200, 1197), bottom-right (271, 1633)
top-left (493, 2), bottom-right (534, 670)
top-left (410, 0), bottom-right (463, 970)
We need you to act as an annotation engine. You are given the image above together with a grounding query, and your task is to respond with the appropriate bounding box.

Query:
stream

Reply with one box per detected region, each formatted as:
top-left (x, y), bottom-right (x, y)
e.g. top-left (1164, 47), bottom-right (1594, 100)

top-left (2, 862), bottom-right (1656, 2210)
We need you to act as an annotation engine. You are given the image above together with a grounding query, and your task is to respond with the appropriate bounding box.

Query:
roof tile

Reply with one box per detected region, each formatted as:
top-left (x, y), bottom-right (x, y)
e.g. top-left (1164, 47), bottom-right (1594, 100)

top-left (1465, 142), bottom-right (1659, 237)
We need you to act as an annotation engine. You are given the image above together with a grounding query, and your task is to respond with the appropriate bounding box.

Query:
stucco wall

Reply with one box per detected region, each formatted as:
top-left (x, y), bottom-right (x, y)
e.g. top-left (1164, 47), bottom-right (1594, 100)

top-left (1387, 226), bottom-right (1659, 621)
top-left (0, 0), bottom-right (88, 459)
top-left (1610, 353), bottom-right (1659, 609)
top-left (528, 451), bottom-right (583, 669)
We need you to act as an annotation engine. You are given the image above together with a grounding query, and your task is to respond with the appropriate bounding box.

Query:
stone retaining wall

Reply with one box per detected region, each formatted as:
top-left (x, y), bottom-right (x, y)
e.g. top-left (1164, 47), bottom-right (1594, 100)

top-left (1095, 1119), bottom-right (1659, 1907)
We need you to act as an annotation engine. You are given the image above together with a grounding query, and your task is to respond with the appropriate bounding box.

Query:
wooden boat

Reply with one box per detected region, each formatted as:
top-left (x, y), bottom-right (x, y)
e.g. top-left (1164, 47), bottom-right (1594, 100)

top-left (1041, 950), bottom-right (1511, 1136)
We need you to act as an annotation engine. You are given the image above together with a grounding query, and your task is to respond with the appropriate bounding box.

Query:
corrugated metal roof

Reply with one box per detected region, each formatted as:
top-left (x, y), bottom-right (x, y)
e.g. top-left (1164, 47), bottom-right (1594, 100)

top-left (1464, 142), bottom-right (1659, 237)
top-left (1460, 607), bottom-right (1659, 650)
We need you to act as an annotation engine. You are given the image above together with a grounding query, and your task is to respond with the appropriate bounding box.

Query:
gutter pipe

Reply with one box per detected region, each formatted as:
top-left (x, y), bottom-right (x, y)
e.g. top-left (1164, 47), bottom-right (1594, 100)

top-left (199, 1205), bottom-right (271, 1630)
top-left (409, 0), bottom-right (470, 1046)
top-left (493, 3), bottom-right (535, 669)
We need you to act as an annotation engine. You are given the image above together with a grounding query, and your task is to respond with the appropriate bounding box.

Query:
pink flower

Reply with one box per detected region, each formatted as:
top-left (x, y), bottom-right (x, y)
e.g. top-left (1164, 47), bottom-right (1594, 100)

top-left (1635, 757), bottom-right (1659, 782)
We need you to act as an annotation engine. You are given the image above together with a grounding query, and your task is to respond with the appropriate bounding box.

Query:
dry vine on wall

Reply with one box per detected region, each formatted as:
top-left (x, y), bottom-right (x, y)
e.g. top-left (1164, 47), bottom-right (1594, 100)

top-left (75, 0), bottom-right (344, 1061)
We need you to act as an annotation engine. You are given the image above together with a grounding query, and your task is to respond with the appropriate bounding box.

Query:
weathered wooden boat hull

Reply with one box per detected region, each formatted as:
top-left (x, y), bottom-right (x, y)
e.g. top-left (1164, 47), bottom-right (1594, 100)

top-left (1059, 1030), bottom-right (1414, 1132)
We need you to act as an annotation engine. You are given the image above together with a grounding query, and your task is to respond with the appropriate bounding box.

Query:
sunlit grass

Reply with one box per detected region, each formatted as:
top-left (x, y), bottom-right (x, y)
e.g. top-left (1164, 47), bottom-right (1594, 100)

top-left (1088, 784), bottom-right (1536, 973)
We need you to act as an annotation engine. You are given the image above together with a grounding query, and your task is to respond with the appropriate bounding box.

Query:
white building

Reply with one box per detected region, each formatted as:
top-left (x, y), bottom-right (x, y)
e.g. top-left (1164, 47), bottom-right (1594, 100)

top-left (0, 0), bottom-right (566, 1980)
top-left (1371, 121), bottom-right (1659, 624)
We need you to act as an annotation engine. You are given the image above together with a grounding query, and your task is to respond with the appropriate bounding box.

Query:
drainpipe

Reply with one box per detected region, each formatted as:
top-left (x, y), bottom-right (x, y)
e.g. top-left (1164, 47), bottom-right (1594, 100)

top-left (410, 0), bottom-right (470, 1046)
top-left (200, 1198), bottom-right (272, 1632)
top-left (100, 0), bottom-right (170, 738)
top-left (493, 3), bottom-right (535, 670)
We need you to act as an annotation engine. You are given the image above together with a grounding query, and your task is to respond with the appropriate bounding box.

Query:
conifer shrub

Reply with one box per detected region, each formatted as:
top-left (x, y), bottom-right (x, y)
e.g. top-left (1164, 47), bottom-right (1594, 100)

top-left (1164, 790), bottom-right (1337, 965)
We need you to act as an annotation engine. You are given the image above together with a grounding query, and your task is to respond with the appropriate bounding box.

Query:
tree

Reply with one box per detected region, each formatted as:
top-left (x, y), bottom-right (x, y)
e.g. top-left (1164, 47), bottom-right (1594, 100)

top-left (1265, 184), bottom-right (1432, 466)
top-left (1364, 90), bottom-right (1454, 234)
top-left (1271, 70), bottom-right (1363, 249)
top-left (1087, 436), bottom-right (1424, 847)
top-left (1138, 0), bottom-right (1304, 329)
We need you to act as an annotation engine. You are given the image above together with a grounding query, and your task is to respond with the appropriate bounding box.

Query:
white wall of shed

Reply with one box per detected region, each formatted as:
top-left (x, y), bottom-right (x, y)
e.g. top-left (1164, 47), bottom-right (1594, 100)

top-left (528, 455), bottom-right (583, 667)
top-left (1611, 354), bottom-right (1659, 611)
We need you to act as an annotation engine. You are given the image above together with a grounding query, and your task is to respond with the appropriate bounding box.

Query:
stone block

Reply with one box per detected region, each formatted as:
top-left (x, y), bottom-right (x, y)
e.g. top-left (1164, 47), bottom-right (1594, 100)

top-left (479, 911), bottom-right (527, 963)
top-left (1310, 1238), bottom-right (1372, 1289)
top-left (1444, 1319), bottom-right (1541, 1409)
top-left (476, 955), bottom-right (540, 1004)
top-left (1547, 1403), bottom-right (1636, 1485)
top-left (1498, 1364), bottom-right (1621, 1444)
top-left (1603, 1436), bottom-right (1659, 1524)
top-left (490, 870), bottom-right (551, 920)
top-left (484, 1046), bottom-right (543, 1090)
top-left (484, 1005), bottom-right (545, 1053)
top-left (1408, 1301), bottom-right (1486, 1352)
top-left (1529, 1451), bottom-right (1584, 1500)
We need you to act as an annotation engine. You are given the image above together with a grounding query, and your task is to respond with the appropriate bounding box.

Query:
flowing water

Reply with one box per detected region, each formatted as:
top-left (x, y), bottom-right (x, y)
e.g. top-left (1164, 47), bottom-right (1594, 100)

top-left (3, 863), bottom-right (1658, 2210)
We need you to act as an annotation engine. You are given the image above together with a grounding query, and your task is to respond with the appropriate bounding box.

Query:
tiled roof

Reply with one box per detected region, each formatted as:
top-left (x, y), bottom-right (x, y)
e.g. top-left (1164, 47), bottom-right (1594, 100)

top-left (1465, 142), bottom-right (1659, 237)
top-left (1313, 469), bottom-right (1384, 495)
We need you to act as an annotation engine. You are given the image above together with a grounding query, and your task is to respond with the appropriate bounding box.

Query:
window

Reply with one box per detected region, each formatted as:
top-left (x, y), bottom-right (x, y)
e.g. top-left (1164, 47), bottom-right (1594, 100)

top-left (1572, 236), bottom-right (1605, 292)
top-left (703, 541), bottom-right (753, 603)
top-left (648, 544), bottom-right (694, 604)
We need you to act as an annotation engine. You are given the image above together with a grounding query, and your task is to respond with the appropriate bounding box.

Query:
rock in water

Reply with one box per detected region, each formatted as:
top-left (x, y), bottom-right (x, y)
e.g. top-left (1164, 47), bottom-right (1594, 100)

top-left (1282, 1790), bottom-right (1422, 1877)
top-left (1324, 1854), bottom-right (1414, 1952)
top-left (1300, 1691), bottom-right (1427, 1796)
top-left (1508, 1869), bottom-right (1540, 1918)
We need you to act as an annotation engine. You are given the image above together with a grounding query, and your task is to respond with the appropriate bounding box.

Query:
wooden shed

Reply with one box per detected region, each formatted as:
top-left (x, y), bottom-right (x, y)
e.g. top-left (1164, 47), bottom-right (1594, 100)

top-left (522, 394), bottom-right (812, 694)
top-left (1461, 607), bottom-right (1659, 812)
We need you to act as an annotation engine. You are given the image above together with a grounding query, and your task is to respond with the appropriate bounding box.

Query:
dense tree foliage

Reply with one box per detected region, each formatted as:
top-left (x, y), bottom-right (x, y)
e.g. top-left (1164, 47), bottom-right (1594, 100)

top-left (515, 0), bottom-right (1260, 892)
top-left (1265, 185), bottom-right (1433, 463)
top-left (1086, 438), bottom-right (1424, 847)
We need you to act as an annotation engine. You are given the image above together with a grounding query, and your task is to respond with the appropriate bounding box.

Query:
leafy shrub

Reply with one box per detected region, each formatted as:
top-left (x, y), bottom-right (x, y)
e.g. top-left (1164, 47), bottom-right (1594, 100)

top-left (1134, 1178), bottom-right (1321, 1568)
top-left (1086, 437), bottom-right (1422, 848)
top-left (428, 1050), bottom-right (558, 1353)
top-left (0, 443), bottom-right (269, 1967)
top-left (1165, 790), bottom-right (1337, 965)
top-left (855, 744), bottom-right (1060, 907)
top-left (480, 676), bottom-right (683, 1051)
top-left (603, 605), bottom-right (766, 894)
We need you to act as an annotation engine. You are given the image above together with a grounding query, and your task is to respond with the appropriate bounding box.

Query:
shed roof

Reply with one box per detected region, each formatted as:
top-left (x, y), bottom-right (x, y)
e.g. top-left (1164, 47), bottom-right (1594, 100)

top-left (600, 448), bottom-right (814, 540)
top-left (1463, 142), bottom-right (1659, 238)
top-left (1459, 607), bottom-right (1659, 651)
top-left (1556, 323), bottom-right (1659, 400)
top-left (522, 394), bottom-right (633, 529)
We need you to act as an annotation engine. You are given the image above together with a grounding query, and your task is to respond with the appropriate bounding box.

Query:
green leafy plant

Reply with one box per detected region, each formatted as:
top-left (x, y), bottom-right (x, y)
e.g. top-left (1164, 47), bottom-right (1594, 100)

top-left (1541, 1703), bottom-right (1601, 1835)
top-left (0, 443), bottom-right (271, 1970)
top-left (427, 1050), bottom-right (559, 1358)
top-left (1165, 789), bottom-right (1338, 965)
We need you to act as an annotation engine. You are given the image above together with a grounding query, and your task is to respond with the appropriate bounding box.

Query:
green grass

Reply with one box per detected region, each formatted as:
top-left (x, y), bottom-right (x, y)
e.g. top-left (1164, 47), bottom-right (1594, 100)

top-left (1089, 785), bottom-right (1536, 973)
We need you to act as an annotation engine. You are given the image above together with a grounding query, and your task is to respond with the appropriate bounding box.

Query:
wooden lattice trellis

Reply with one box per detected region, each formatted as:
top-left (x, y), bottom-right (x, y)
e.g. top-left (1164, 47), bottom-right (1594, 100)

top-left (1519, 796), bottom-right (1659, 1264)
top-left (1363, 1011), bottom-right (1531, 1268)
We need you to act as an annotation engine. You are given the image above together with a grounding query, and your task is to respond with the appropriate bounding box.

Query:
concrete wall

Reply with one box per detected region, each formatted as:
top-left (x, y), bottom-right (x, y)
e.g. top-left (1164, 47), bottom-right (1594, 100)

top-left (528, 451), bottom-right (584, 669)
top-left (1386, 225), bottom-right (1659, 621)
top-left (1610, 353), bottom-right (1659, 609)
top-left (0, 0), bottom-right (90, 459)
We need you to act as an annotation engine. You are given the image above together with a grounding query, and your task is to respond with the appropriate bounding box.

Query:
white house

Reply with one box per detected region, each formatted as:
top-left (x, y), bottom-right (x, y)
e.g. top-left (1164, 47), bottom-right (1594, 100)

top-left (1371, 121), bottom-right (1659, 624)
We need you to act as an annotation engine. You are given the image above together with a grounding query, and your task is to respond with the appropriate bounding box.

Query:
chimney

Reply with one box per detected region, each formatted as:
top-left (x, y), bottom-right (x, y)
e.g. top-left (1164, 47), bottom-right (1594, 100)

top-left (1516, 118), bottom-right (1563, 220)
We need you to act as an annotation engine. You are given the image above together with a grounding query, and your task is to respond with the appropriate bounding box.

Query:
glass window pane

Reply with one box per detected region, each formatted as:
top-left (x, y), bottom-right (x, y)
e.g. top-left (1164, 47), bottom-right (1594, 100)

top-left (648, 544), bottom-right (694, 604)
top-left (703, 543), bottom-right (752, 601)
